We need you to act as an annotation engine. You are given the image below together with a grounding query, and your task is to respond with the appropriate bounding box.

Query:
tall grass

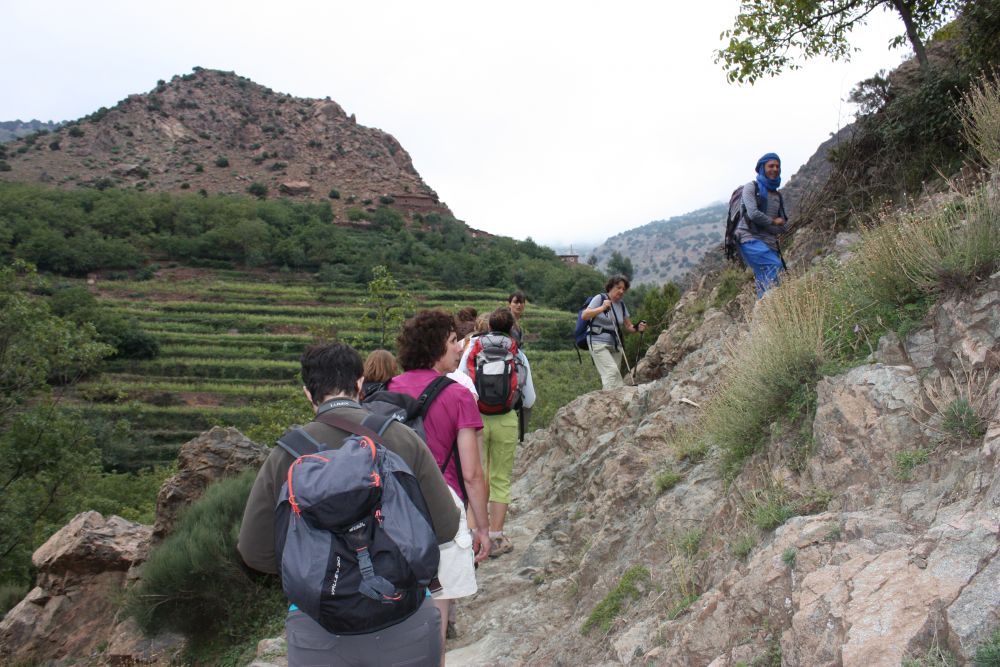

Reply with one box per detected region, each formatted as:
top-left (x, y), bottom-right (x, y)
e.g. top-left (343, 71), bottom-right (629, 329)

top-left (704, 77), bottom-right (1000, 472)
top-left (704, 272), bottom-right (832, 472)
top-left (961, 73), bottom-right (1000, 167)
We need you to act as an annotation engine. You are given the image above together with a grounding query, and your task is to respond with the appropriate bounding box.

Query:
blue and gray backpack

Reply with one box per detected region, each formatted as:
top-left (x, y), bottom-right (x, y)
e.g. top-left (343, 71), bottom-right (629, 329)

top-left (273, 413), bottom-right (439, 635)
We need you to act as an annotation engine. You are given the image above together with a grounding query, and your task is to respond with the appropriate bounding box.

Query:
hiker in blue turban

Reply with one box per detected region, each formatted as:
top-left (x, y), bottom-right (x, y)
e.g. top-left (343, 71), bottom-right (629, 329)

top-left (735, 153), bottom-right (788, 298)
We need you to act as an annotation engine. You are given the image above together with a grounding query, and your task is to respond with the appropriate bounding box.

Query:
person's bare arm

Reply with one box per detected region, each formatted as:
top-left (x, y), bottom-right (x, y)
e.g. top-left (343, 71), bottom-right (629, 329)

top-left (457, 427), bottom-right (491, 561)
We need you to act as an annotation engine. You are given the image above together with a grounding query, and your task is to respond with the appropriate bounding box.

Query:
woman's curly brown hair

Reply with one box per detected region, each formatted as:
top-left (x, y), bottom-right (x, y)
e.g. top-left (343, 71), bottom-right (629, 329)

top-left (396, 309), bottom-right (456, 371)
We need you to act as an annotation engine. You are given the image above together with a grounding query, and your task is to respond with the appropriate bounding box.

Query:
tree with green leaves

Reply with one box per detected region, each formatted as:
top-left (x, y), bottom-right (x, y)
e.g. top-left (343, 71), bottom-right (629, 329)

top-left (359, 265), bottom-right (415, 349)
top-left (0, 261), bottom-right (114, 589)
top-left (716, 0), bottom-right (961, 84)
top-left (607, 250), bottom-right (635, 282)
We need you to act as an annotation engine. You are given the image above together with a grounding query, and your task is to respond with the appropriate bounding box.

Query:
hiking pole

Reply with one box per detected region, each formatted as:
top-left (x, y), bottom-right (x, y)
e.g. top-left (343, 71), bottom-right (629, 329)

top-left (612, 321), bottom-right (634, 380)
top-left (634, 325), bottom-right (646, 370)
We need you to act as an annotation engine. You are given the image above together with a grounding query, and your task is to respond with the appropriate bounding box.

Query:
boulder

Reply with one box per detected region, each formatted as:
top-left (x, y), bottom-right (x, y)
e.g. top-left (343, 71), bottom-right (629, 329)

top-left (279, 180), bottom-right (311, 195)
top-left (154, 426), bottom-right (267, 539)
top-left (0, 511), bottom-right (184, 665)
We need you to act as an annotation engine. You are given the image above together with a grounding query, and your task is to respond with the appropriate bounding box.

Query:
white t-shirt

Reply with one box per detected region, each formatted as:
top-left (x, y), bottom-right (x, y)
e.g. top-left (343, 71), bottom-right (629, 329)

top-left (447, 370), bottom-right (478, 400)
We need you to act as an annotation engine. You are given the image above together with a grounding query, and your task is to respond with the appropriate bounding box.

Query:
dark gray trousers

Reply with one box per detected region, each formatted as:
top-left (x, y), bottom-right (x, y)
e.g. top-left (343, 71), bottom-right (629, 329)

top-left (285, 598), bottom-right (441, 667)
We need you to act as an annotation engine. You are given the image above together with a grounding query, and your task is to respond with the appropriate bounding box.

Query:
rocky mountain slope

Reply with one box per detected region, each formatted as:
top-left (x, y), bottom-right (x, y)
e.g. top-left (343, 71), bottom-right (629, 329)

top-left (441, 229), bottom-right (1000, 666)
top-left (592, 203), bottom-right (727, 285)
top-left (0, 68), bottom-right (452, 221)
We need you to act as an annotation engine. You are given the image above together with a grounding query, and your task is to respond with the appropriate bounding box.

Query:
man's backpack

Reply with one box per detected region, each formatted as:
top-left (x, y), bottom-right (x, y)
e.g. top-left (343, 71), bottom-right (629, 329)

top-left (273, 413), bottom-right (439, 635)
top-left (724, 182), bottom-right (755, 263)
top-left (465, 333), bottom-right (523, 415)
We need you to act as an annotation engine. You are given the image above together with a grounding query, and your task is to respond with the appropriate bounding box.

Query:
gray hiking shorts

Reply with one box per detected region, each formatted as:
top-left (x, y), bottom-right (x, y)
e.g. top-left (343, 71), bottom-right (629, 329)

top-left (285, 597), bottom-right (441, 666)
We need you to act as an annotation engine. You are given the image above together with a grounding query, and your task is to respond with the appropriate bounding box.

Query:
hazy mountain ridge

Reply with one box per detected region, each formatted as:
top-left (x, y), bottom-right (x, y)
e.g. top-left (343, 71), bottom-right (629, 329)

top-left (591, 202), bottom-right (727, 285)
top-left (0, 120), bottom-right (63, 144)
top-left (0, 68), bottom-right (452, 221)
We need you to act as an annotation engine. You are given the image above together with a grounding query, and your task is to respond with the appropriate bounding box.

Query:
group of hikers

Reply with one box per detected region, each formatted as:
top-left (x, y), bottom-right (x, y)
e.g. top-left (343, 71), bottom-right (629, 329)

top-left (235, 153), bottom-right (789, 666)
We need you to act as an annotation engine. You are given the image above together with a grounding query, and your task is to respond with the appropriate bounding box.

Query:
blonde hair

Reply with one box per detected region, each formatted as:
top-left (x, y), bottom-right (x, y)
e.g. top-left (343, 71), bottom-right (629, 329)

top-left (474, 314), bottom-right (490, 334)
top-left (363, 349), bottom-right (398, 384)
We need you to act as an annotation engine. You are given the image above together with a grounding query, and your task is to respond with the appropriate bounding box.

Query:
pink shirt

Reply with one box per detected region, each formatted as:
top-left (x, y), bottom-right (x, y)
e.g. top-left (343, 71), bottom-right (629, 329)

top-left (389, 369), bottom-right (483, 502)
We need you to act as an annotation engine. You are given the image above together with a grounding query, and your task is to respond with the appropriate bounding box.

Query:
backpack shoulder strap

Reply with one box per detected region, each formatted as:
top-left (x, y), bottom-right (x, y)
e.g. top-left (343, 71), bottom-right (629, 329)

top-left (313, 411), bottom-right (388, 445)
top-left (415, 375), bottom-right (454, 419)
top-left (275, 426), bottom-right (325, 458)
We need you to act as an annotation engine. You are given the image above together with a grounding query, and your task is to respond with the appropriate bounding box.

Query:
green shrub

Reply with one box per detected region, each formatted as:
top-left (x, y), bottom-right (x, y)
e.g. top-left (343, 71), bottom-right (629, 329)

top-left (782, 547), bottom-right (796, 567)
top-left (125, 470), bottom-right (285, 641)
top-left (730, 533), bottom-right (756, 560)
top-left (678, 528), bottom-right (704, 557)
top-left (214, 156), bottom-right (229, 168)
top-left (713, 267), bottom-right (749, 309)
top-left (68, 126), bottom-right (85, 138)
top-left (654, 469), bottom-right (682, 495)
top-left (0, 582), bottom-right (29, 616)
top-left (247, 182), bottom-right (268, 199)
top-left (0, 162), bottom-right (10, 172)
top-left (942, 398), bottom-right (985, 441)
top-left (750, 485), bottom-right (797, 531)
top-left (581, 565), bottom-right (651, 635)
top-left (974, 626), bottom-right (1000, 666)
top-left (328, 188), bottom-right (340, 199)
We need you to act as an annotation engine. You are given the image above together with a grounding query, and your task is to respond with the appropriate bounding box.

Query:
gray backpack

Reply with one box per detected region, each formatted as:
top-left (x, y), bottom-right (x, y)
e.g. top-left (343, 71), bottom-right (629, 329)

top-left (273, 413), bottom-right (439, 635)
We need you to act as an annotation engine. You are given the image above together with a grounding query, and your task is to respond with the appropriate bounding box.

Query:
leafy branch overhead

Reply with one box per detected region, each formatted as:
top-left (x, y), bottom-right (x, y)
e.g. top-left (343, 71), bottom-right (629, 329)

top-left (715, 0), bottom-right (961, 84)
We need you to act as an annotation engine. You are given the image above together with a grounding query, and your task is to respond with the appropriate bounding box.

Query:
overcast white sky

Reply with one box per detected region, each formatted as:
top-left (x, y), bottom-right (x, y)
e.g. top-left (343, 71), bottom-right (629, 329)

top-left (2, 1), bottom-right (911, 245)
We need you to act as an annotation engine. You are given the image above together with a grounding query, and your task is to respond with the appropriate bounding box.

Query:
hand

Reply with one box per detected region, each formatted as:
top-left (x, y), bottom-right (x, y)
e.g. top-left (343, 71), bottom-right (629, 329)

top-left (637, 321), bottom-right (647, 332)
top-left (773, 217), bottom-right (786, 225)
top-left (472, 527), bottom-right (491, 563)
top-left (603, 300), bottom-right (612, 312)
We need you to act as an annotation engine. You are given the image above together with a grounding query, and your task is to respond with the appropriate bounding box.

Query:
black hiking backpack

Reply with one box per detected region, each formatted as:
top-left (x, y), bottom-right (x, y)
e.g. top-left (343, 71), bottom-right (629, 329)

top-left (724, 182), bottom-right (755, 263)
top-left (362, 375), bottom-right (466, 498)
top-left (273, 413), bottom-right (440, 635)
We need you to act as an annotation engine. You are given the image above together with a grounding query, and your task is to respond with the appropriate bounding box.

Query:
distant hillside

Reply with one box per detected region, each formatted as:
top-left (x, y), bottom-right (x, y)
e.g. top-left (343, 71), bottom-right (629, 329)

top-left (590, 202), bottom-right (727, 285)
top-left (0, 67), bottom-right (451, 221)
top-left (0, 120), bottom-right (63, 143)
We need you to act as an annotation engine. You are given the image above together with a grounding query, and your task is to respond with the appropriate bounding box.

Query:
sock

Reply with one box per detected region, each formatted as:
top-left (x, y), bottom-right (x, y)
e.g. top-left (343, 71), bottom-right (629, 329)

top-left (489, 531), bottom-right (503, 539)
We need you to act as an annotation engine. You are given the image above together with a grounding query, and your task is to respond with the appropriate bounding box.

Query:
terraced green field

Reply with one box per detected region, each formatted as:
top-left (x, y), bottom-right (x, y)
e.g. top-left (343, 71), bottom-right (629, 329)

top-left (72, 268), bottom-right (599, 469)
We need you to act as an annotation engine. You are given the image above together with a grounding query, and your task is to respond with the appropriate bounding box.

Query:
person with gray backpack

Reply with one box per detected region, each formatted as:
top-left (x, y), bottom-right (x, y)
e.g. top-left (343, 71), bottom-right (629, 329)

top-left (459, 307), bottom-right (536, 557)
top-left (237, 342), bottom-right (460, 667)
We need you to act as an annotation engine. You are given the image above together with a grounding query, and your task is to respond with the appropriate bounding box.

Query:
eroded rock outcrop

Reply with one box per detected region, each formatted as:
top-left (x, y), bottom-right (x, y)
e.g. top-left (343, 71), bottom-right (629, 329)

top-left (154, 426), bottom-right (268, 539)
top-left (442, 271), bottom-right (1000, 666)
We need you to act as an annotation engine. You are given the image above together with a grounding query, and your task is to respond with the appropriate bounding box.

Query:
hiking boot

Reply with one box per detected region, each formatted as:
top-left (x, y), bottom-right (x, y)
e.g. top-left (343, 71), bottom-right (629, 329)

top-left (489, 534), bottom-right (514, 558)
top-left (446, 621), bottom-right (458, 639)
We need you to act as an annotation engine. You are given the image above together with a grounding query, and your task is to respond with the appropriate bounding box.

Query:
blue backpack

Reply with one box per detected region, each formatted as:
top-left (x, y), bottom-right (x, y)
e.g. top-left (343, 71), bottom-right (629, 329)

top-left (574, 293), bottom-right (609, 361)
top-left (273, 413), bottom-right (440, 635)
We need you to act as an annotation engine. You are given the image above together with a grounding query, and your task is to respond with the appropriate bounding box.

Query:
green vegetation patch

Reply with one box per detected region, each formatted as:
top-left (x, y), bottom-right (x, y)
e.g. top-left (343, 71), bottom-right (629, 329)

top-left (581, 565), bottom-right (652, 636)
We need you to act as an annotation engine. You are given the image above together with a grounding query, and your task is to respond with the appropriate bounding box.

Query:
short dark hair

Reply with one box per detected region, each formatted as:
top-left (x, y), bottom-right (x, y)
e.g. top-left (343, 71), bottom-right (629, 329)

top-left (456, 306), bottom-right (478, 323)
top-left (605, 275), bottom-right (630, 293)
top-left (396, 310), bottom-right (456, 371)
top-left (488, 307), bottom-right (515, 334)
top-left (301, 342), bottom-right (363, 403)
top-left (508, 290), bottom-right (526, 305)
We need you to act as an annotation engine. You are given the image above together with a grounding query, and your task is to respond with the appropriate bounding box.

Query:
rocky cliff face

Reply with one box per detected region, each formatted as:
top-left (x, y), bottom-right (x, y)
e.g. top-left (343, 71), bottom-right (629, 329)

top-left (0, 68), bottom-right (452, 221)
top-left (441, 256), bottom-right (1000, 665)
